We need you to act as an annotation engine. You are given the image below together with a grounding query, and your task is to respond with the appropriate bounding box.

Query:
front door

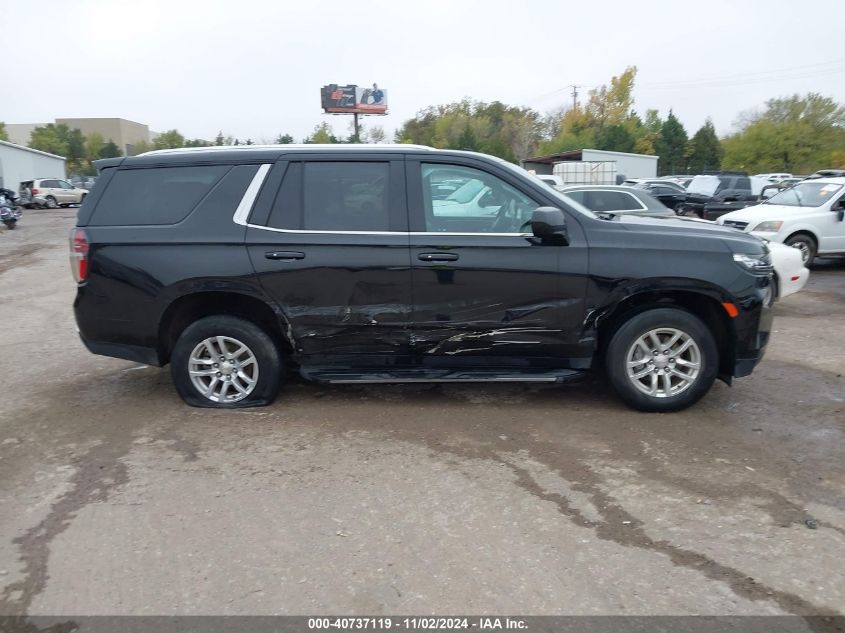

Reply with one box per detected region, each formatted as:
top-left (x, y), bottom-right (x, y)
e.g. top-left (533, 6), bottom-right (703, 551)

top-left (245, 157), bottom-right (412, 364)
top-left (406, 158), bottom-right (590, 367)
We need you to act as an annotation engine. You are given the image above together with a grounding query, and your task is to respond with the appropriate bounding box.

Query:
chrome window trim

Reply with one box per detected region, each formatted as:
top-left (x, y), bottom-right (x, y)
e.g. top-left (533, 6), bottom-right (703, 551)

top-left (232, 163), bottom-right (272, 226)
top-left (243, 223), bottom-right (529, 238)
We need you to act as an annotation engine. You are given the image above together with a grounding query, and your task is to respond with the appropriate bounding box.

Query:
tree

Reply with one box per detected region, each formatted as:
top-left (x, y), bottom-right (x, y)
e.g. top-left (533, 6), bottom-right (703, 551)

top-left (303, 122), bottom-right (339, 144)
top-left (184, 138), bottom-right (212, 147)
top-left (85, 133), bottom-right (105, 162)
top-left (539, 67), bottom-right (655, 157)
top-left (131, 140), bottom-right (153, 155)
top-left (0, 122), bottom-right (7, 142)
top-left (395, 99), bottom-right (542, 162)
top-left (686, 119), bottom-right (723, 173)
top-left (362, 125), bottom-right (386, 144)
top-left (655, 111), bottom-right (688, 175)
top-left (722, 93), bottom-right (845, 173)
top-left (275, 133), bottom-right (295, 144)
top-left (29, 124), bottom-right (88, 173)
top-left (152, 129), bottom-right (186, 150)
top-left (215, 131), bottom-right (226, 146)
top-left (99, 140), bottom-right (122, 158)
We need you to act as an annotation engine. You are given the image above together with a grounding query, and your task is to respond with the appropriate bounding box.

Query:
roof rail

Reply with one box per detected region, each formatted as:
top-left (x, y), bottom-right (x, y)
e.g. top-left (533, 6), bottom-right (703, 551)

top-left (139, 143), bottom-right (434, 156)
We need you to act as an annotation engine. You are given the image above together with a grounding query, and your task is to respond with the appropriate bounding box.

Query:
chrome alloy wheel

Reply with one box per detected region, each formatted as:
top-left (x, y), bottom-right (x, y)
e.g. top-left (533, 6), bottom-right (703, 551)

top-left (188, 336), bottom-right (259, 403)
top-left (625, 327), bottom-right (701, 399)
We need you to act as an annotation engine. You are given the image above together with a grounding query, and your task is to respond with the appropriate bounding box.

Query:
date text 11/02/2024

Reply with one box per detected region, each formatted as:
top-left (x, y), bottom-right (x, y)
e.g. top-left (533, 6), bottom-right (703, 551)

top-left (307, 617), bottom-right (528, 630)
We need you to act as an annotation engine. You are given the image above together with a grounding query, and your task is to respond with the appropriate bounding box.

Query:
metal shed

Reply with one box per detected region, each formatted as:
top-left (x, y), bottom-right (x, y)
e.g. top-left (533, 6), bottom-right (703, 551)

top-left (0, 140), bottom-right (66, 190)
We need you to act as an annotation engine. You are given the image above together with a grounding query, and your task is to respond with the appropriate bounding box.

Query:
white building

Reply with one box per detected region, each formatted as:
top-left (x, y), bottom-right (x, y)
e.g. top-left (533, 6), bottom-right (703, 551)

top-left (523, 148), bottom-right (659, 180)
top-left (0, 140), bottom-right (66, 190)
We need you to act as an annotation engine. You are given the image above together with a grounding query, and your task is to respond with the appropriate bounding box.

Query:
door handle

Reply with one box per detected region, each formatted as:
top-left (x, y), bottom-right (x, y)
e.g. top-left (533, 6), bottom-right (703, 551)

top-left (265, 251), bottom-right (305, 260)
top-left (418, 252), bottom-right (459, 262)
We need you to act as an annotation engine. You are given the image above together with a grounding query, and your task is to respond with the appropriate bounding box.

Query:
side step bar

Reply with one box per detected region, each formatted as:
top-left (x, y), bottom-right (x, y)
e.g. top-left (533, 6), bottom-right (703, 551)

top-left (299, 367), bottom-right (585, 384)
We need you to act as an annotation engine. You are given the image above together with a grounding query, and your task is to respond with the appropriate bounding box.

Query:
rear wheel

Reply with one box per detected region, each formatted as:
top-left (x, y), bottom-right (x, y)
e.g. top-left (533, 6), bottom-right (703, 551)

top-left (784, 233), bottom-right (816, 266)
top-left (45, 196), bottom-right (57, 209)
top-left (606, 308), bottom-right (718, 412)
top-left (170, 315), bottom-right (282, 408)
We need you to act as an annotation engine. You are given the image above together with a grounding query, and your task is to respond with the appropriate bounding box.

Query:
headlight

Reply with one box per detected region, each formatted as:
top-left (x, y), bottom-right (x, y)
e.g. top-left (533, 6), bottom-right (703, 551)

top-left (753, 220), bottom-right (783, 232)
top-left (733, 252), bottom-right (772, 273)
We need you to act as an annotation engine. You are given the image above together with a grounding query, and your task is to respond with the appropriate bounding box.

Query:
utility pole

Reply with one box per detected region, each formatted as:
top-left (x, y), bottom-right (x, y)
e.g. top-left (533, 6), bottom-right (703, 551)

top-left (353, 112), bottom-right (361, 143)
top-left (570, 85), bottom-right (580, 110)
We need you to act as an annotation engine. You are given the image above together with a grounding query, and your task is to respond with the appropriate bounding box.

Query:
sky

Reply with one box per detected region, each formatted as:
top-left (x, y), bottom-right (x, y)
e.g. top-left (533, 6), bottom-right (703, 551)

top-left (4, 0), bottom-right (845, 144)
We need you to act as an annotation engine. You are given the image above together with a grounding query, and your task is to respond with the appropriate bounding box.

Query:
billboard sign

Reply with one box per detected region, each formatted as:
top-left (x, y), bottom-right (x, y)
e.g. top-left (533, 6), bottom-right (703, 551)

top-left (321, 84), bottom-right (388, 115)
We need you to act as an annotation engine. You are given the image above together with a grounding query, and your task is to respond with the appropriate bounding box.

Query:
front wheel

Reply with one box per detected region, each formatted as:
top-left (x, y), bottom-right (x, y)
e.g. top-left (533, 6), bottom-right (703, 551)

top-left (605, 308), bottom-right (718, 412)
top-left (170, 315), bottom-right (282, 408)
top-left (784, 234), bottom-right (816, 266)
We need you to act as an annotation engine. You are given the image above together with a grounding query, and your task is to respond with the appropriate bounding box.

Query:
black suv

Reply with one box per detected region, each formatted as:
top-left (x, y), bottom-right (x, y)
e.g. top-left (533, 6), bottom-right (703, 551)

top-left (72, 146), bottom-right (774, 412)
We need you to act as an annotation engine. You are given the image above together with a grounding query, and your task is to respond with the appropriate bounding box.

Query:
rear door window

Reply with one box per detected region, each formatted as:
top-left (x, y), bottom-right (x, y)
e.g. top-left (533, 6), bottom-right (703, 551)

top-left (266, 161), bottom-right (392, 232)
top-left (89, 165), bottom-right (229, 225)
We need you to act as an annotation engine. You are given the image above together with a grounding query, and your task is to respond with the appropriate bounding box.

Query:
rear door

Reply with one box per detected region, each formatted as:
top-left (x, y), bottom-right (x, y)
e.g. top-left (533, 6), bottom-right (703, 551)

top-left (406, 156), bottom-right (590, 366)
top-left (245, 155), bottom-right (412, 364)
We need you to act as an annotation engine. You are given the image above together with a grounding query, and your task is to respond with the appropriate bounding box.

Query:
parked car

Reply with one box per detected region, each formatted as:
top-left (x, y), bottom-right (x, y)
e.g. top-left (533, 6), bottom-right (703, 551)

top-left (562, 185), bottom-right (808, 298)
top-left (754, 173), bottom-right (793, 183)
top-left (556, 184), bottom-right (675, 217)
top-left (716, 177), bottom-right (845, 264)
top-left (660, 175), bottom-right (695, 188)
top-left (628, 180), bottom-right (687, 211)
top-left (807, 169), bottom-right (845, 180)
top-left (72, 145), bottom-right (774, 413)
top-left (19, 178), bottom-right (88, 208)
top-left (533, 174), bottom-right (564, 188)
top-left (766, 241), bottom-right (809, 299)
top-left (679, 173), bottom-right (768, 220)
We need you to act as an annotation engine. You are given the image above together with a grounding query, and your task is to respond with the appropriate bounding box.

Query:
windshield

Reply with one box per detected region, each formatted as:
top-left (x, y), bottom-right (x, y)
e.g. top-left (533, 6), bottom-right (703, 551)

top-left (765, 182), bottom-right (843, 207)
top-left (442, 178), bottom-right (486, 204)
top-left (686, 175), bottom-right (719, 196)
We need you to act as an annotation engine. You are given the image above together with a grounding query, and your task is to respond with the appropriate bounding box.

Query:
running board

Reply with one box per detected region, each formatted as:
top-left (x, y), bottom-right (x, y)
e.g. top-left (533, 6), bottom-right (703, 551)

top-left (299, 367), bottom-right (585, 384)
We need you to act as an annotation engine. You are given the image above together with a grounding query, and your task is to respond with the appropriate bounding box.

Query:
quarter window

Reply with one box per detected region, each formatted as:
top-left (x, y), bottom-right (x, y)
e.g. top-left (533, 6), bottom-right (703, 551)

top-left (89, 165), bottom-right (230, 226)
top-left (421, 164), bottom-right (538, 233)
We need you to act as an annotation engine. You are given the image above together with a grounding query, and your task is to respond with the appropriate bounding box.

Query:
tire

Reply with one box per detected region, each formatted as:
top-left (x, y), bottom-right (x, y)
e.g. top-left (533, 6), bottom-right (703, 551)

top-left (772, 274), bottom-right (780, 300)
top-left (605, 307), bottom-right (718, 412)
top-left (3, 220), bottom-right (15, 230)
top-left (45, 196), bottom-right (57, 209)
top-left (80, 193), bottom-right (87, 205)
top-left (784, 233), bottom-right (816, 266)
top-left (170, 315), bottom-right (282, 408)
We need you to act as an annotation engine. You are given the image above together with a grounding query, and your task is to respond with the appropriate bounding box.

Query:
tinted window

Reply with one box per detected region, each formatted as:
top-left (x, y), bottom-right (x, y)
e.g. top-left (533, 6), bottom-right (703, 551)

top-left (300, 162), bottom-right (390, 231)
top-left (653, 186), bottom-right (676, 195)
top-left (584, 190), bottom-right (643, 211)
top-left (90, 165), bottom-right (229, 225)
top-left (735, 177), bottom-right (751, 191)
top-left (422, 164), bottom-right (538, 233)
top-left (40, 180), bottom-right (57, 188)
top-left (563, 190), bottom-right (587, 205)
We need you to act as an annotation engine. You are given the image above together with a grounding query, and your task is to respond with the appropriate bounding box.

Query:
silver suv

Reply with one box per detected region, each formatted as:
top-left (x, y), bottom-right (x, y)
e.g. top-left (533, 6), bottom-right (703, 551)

top-left (19, 178), bottom-right (89, 209)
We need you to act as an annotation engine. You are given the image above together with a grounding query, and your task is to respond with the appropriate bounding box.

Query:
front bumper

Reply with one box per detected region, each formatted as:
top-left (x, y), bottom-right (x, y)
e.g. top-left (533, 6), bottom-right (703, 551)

top-left (730, 277), bottom-right (774, 377)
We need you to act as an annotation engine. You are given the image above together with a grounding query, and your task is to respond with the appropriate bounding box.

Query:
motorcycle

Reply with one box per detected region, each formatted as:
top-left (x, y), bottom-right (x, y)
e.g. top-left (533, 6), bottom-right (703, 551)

top-left (0, 188), bottom-right (22, 229)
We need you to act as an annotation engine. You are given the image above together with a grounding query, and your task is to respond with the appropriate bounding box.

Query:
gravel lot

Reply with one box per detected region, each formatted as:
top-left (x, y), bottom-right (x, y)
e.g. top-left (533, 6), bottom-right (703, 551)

top-left (1, 209), bottom-right (844, 618)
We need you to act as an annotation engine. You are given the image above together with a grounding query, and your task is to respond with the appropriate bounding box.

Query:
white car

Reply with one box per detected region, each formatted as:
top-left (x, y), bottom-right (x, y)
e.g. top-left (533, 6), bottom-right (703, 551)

top-left (766, 241), bottom-right (809, 299)
top-left (716, 177), bottom-right (845, 264)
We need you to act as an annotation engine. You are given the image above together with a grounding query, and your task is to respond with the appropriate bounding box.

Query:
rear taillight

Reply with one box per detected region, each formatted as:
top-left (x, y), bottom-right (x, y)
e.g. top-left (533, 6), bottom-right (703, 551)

top-left (69, 228), bottom-right (89, 283)
top-left (31, 188), bottom-right (39, 195)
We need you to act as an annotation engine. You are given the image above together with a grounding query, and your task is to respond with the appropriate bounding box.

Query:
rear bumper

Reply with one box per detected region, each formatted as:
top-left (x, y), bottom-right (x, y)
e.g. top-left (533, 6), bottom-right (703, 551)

top-left (79, 333), bottom-right (162, 366)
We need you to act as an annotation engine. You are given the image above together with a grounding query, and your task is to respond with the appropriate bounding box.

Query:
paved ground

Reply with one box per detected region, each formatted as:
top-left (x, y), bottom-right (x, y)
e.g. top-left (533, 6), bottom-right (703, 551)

top-left (1, 210), bottom-right (843, 617)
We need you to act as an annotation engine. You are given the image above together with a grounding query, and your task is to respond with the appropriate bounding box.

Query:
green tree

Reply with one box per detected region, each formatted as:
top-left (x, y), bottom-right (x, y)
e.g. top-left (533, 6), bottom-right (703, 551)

top-left (396, 99), bottom-right (541, 162)
top-left (30, 124), bottom-right (69, 157)
top-left (152, 129), bottom-right (186, 150)
top-left (215, 131), bottom-right (226, 146)
top-left (0, 122), bottom-right (8, 142)
top-left (655, 111), bottom-right (688, 175)
top-left (594, 124), bottom-right (635, 153)
top-left (85, 133), bottom-right (105, 161)
top-left (303, 122), bottom-right (339, 144)
top-left (99, 140), bottom-right (121, 158)
top-left (275, 133), bottom-right (295, 144)
top-left (722, 93), bottom-right (845, 173)
top-left (184, 138), bottom-right (212, 147)
top-left (131, 140), bottom-right (153, 155)
top-left (686, 119), bottom-right (723, 173)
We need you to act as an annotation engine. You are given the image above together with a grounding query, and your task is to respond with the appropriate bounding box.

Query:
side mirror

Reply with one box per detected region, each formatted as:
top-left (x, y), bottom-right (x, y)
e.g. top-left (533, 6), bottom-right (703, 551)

top-left (530, 207), bottom-right (567, 242)
top-left (838, 209), bottom-right (844, 222)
